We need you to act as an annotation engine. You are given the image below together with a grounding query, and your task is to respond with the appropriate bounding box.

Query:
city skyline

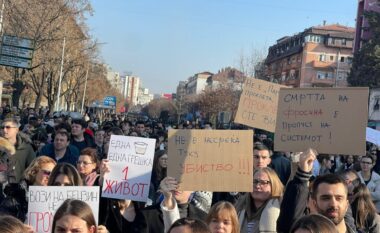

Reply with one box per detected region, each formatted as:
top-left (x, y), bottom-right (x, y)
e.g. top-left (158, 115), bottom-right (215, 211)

top-left (87, 0), bottom-right (357, 94)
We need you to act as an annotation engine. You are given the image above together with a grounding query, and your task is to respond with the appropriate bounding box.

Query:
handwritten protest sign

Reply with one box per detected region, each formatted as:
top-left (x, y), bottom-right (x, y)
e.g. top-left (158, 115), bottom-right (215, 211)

top-left (168, 129), bottom-right (253, 192)
top-left (28, 186), bottom-right (99, 233)
top-left (234, 78), bottom-right (287, 132)
top-left (366, 127), bottom-right (380, 147)
top-left (102, 135), bottom-right (155, 202)
top-left (274, 88), bottom-right (369, 155)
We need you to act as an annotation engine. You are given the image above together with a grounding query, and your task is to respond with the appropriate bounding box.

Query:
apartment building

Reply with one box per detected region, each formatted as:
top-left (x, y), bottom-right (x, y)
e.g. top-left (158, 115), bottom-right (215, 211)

top-left (354, 0), bottom-right (380, 52)
top-left (265, 24), bottom-right (355, 87)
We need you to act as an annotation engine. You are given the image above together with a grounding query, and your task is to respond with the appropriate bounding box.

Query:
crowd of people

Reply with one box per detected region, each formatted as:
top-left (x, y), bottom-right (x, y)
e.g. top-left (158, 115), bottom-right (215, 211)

top-left (0, 107), bottom-right (379, 233)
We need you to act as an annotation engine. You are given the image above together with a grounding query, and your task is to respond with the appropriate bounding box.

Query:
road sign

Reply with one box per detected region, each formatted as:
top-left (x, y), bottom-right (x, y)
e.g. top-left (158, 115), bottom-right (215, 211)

top-left (103, 96), bottom-right (116, 106)
top-left (0, 35), bottom-right (35, 69)
top-left (2, 35), bottom-right (34, 49)
top-left (0, 55), bottom-right (32, 69)
top-left (1, 45), bottom-right (33, 59)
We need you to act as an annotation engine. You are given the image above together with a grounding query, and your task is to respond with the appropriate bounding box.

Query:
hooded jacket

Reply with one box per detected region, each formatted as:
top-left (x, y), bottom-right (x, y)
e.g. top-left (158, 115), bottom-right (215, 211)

top-left (2, 133), bottom-right (35, 183)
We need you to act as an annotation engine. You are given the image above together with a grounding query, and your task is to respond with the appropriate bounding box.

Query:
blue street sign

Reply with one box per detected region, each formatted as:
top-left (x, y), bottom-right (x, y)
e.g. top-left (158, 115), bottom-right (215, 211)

top-left (103, 96), bottom-right (116, 106)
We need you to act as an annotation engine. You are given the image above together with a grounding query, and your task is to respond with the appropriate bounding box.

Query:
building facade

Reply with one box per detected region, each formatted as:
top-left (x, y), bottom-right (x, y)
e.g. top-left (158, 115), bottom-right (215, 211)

top-left (123, 75), bottom-right (140, 106)
top-left (106, 69), bottom-right (124, 93)
top-left (136, 87), bottom-right (154, 105)
top-left (354, 0), bottom-right (380, 53)
top-left (265, 24), bottom-right (355, 87)
top-left (185, 72), bottom-right (213, 95)
top-left (206, 67), bottom-right (245, 91)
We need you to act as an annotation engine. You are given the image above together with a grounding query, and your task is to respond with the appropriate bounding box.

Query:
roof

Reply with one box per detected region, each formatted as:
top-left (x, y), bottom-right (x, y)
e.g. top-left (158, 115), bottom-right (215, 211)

top-left (210, 67), bottom-right (245, 82)
top-left (311, 24), bottom-right (355, 33)
top-left (197, 71), bottom-right (214, 76)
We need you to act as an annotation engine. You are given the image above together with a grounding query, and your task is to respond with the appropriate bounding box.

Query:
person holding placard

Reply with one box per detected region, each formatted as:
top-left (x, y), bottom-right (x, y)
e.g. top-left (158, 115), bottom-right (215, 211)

top-left (235, 167), bottom-right (283, 233)
top-left (1, 156), bottom-right (57, 221)
top-left (98, 159), bottom-right (148, 233)
top-left (77, 148), bottom-right (99, 186)
top-left (144, 176), bottom-right (207, 233)
top-left (99, 199), bottom-right (148, 233)
top-left (277, 149), bottom-right (357, 233)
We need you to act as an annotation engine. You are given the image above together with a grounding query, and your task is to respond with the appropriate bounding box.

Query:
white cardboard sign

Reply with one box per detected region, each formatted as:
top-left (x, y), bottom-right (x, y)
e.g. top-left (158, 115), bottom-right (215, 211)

top-left (27, 186), bottom-right (99, 233)
top-left (102, 135), bottom-right (156, 202)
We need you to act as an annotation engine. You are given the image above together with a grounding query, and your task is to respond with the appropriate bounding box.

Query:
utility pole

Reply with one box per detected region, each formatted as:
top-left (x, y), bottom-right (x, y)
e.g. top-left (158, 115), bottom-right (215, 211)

top-left (335, 49), bottom-right (340, 87)
top-left (80, 65), bottom-right (89, 114)
top-left (0, 0), bottom-right (5, 36)
top-left (55, 36), bottom-right (66, 111)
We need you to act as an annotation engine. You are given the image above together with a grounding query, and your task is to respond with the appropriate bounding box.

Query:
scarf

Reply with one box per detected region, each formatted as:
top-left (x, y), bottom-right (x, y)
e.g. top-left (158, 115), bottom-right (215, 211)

top-left (84, 171), bottom-right (99, 186)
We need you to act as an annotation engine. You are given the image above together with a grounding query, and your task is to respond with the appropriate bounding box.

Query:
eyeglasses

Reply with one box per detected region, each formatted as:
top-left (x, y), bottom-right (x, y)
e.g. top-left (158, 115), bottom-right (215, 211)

top-left (253, 179), bottom-right (271, 186)
top-left (41, 170), bottom-right (52, 176)
top-left (361, 161), bottom-right (372, 165)
top-left (77, 161), bottom-right (94, 166)
top-left (1, 125), bottom-right (17, 129)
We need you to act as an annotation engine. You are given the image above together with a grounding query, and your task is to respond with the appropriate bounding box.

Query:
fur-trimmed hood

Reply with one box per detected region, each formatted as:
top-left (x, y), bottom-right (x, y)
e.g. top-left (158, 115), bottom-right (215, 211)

top-left (0, 137), bottom-right (15, 155)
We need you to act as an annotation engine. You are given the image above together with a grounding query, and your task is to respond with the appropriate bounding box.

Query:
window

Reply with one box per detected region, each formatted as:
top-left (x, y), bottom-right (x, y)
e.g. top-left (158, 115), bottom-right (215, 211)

top-left (340, 56), bottom-right (345, 63)
top-left (342, 39), bottom-right (347, 45)
top-left (347, 57), bottom-right (353, 64)
top-left (374, 97), bottom-right (380, 111)
top-left (337, 72), bottom-right (347, 80)
top-left (281, 72), bottom-right (287, 81)
top-left (319, 54), bottom-right (326, 62)
top-left (317, 71), bottom-right (333, 79)
top-left (330, 55), bottom-right (334, 61)
top-left (317, 71), bottom-right (325, 79)
top-left (289, 70), bottom-right (295, 79)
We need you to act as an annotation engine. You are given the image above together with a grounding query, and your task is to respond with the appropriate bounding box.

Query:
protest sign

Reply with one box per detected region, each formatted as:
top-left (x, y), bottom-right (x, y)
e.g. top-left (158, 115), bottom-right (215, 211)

top-left (28, 186), bottom-right (99, 233)
top-left (102, 135), bottom-right (155, 202)
top-left (274, 88), bottom-right (369, 155)
top-left (366, 127), bottom-right (380, 147)
top-left (234, 78), bottom-right (287, 132)
top-left (168, 129), bottom-right (253, 192)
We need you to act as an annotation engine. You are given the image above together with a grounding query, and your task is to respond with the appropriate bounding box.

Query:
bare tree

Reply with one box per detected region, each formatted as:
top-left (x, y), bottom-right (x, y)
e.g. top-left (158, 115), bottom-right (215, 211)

top-left (237, 45), bottom-right (268, 78)
top-left (1, 0), bottom-right (94, 110)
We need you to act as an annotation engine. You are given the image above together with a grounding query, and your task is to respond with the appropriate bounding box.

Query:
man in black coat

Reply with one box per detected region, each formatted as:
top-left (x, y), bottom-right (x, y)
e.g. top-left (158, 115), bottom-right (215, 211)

top-left (270, 151), bottom-right (291, 185)
top-left (277, 149), bottom-right (356, 233)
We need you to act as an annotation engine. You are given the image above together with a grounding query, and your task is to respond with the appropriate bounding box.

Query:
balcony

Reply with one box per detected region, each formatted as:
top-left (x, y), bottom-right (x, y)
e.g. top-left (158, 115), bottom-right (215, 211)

top-left (312, 60), bottom-right (335, 69)
top-left (311, 77), bottom-right (335, 86)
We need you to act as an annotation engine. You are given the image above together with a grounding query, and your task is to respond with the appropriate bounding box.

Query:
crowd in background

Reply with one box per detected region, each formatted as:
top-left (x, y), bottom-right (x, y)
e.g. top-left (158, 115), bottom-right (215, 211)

top-left (0, 106), bottom-right (379, 233)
